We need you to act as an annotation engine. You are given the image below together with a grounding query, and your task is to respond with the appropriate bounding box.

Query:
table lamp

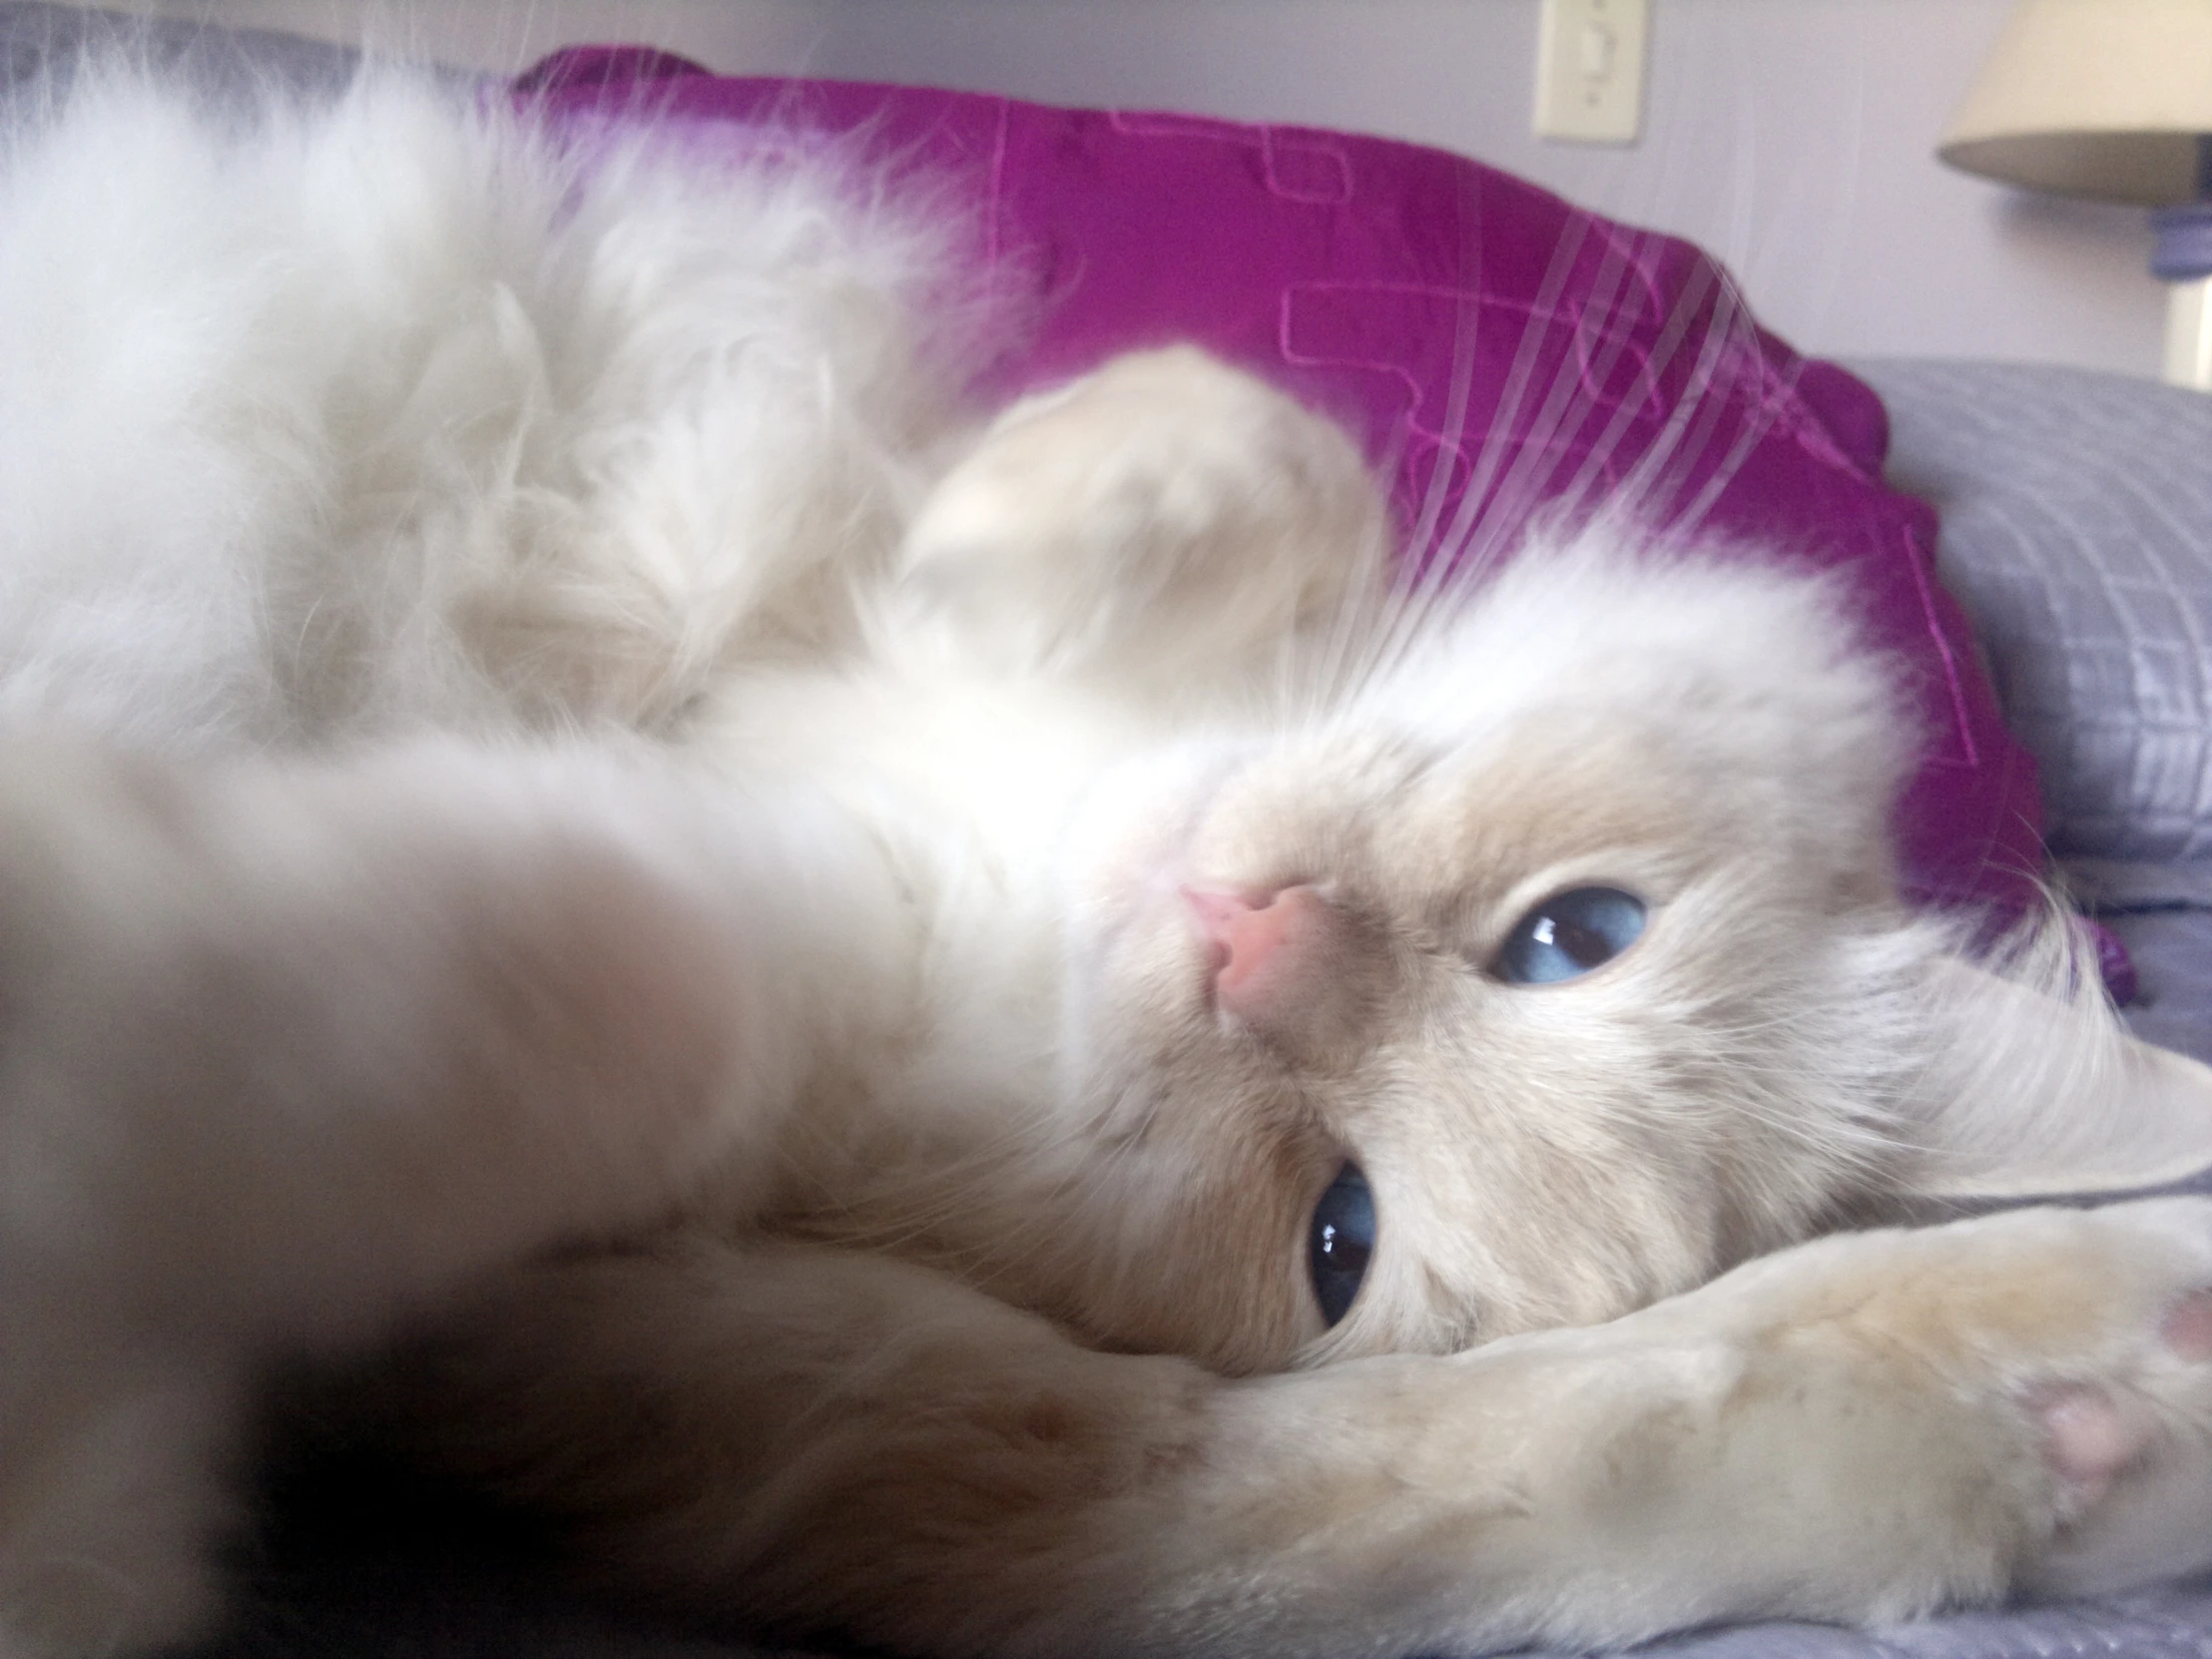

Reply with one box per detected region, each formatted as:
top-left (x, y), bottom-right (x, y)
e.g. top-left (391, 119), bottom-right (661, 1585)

top-left (1939, 0), bottom-right (2212, 389)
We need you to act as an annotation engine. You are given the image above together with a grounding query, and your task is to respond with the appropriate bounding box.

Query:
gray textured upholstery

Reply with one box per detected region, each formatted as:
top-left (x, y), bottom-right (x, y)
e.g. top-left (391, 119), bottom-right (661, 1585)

top-left (1636, 1583), bottom-right (2212, 1659)
top-left (1851, 358), bottom-right (2212, 1066)
top-left (0, 1), bottom-right (362, 104)
top-left (1850, 359), bottom-right (2212, 867)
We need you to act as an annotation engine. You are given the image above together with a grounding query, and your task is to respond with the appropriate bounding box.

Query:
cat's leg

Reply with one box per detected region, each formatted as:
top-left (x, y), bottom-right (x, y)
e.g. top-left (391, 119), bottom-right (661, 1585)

top-left (0, 734), bottom-right (908, 1655)
top-left (405, 1200), bottom-right (2212, 1659)
top-left (887, 348), bottom-right (1391, 693)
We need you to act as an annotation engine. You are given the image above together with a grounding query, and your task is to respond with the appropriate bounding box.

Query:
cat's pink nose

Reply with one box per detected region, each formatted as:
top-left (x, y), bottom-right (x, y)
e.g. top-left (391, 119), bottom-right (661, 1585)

top-left (1183, 883), bottom-right (1333, 1028)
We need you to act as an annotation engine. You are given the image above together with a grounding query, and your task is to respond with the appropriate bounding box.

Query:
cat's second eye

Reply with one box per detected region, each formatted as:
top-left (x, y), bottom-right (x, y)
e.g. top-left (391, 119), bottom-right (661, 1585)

top-left (1308, 1163), bottom-right (1376, 1327)
top-left (1492, 886), bottom-right (1646, 985)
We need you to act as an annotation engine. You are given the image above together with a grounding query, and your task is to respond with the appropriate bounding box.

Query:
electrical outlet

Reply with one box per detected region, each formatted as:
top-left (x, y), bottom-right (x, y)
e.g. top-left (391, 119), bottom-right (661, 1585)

top-left (1533, 0), bottom-right (1648, 146)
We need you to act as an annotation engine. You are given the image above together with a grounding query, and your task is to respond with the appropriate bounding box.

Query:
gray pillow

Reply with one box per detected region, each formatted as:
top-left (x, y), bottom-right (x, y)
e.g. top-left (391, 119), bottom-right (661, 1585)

top-left (1850, 358), bottom-right (2212, 865)
top-left (0, 1), bottom-right (365, 103)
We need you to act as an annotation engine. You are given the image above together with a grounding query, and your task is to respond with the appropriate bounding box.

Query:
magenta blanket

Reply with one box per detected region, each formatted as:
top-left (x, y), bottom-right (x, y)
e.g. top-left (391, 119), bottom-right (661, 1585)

top-left (516, 46), bottom-right (2054, 944)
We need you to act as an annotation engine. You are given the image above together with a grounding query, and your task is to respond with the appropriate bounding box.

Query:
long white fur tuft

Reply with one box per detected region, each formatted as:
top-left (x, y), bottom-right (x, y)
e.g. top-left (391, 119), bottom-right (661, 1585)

top-left (0, 56), bottom-right (995, 750)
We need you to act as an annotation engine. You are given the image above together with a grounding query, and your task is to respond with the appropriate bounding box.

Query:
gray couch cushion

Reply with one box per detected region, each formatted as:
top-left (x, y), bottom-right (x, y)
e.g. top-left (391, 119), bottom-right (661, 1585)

top-left (1851, 359), bottom-right (2212, 1065)
top-left (1851, 358), bottom-right (2212, 865)
top-left (0, 0), bottom-right (363, 104)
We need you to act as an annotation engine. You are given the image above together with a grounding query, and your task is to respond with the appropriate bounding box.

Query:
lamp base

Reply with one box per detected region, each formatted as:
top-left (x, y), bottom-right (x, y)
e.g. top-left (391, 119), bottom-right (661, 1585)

top-left (2154, 201), bottom-right (2212, 390)
top-left (2166, 275), bottom-right (2212, 391)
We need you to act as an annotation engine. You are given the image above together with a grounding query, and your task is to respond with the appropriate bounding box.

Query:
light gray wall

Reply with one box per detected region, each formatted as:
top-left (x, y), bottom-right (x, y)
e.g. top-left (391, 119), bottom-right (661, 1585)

top-left (90, 0), bottom-right (2171, 376)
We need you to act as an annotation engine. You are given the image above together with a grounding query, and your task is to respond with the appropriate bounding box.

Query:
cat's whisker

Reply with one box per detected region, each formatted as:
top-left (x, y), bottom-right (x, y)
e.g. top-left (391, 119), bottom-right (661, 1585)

top-left (1628, 279), bottom-right (1775, 540)
top-left (1540, 251), bottom-right (1723, 536)
top-left (1334, 216), bottom-right (1632, 702)
top-left (1418, 216), bottom-right (1665, 584)
top-left (1433, 234), bottom-right (1658, 576)
top-left (1397, 243), bottom-right (1487, 573)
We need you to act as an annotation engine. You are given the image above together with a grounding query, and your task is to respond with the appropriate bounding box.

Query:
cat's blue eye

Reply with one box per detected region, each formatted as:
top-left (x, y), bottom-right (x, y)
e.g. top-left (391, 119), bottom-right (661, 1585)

top-left (1308, 1162), bottom-right (1375, 1328)
top-left (1493, 886), bottom-right (1646, 985)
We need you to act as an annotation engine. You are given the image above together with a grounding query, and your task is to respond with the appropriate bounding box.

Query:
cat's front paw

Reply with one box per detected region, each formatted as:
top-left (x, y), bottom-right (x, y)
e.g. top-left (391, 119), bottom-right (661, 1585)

top-left (887, 347), bottom-right (1388, 693)
top-left (1716, 1198), bottom-right (2212, 1607)
top-left (1996, 1201), bottom-right (2212, 1596)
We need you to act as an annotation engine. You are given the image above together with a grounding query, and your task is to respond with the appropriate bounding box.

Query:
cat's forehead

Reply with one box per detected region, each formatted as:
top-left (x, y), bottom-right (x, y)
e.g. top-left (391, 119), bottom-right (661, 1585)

top-left (1188, 691), bottom-right (1766, 933)
top-left (1302, 543), bottom-right (1907, 893)
top-left (1352, 541), bottom-right (1888, 749)
top-left (1369, 707), bottom-right (1710, 895)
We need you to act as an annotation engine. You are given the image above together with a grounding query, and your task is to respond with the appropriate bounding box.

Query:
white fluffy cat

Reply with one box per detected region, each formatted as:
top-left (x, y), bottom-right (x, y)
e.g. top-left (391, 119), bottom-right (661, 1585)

top-left (6, 57), bottom-right (2212, 1659)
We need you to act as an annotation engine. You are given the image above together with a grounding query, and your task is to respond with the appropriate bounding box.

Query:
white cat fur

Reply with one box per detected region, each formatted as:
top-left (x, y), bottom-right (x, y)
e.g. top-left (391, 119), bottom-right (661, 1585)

top-left (5, 60), bottom-right (2212, 1659)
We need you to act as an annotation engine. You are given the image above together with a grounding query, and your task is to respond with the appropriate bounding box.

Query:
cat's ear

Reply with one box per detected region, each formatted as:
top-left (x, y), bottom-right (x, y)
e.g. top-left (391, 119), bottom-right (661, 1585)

top-left (1891, 949), bottom-right (2212, 1205)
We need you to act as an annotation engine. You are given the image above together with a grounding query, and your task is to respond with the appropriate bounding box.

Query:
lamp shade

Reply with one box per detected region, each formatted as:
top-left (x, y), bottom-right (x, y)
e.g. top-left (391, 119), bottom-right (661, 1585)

top-left (1939, 0), bottom-right (2212, 205)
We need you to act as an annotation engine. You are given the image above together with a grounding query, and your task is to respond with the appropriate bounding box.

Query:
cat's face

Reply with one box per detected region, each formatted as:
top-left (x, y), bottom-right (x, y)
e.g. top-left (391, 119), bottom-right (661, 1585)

top-left (818, 347), bottom-right (1982, 1377)
top-left (1026, 545), bottom-right (1936, 1374)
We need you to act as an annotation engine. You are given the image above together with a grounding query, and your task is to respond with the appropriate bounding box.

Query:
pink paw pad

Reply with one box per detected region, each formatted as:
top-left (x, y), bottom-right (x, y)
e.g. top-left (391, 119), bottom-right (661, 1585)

top-left (2161, 1290), bottom-right (2212, 1364)
top-left (2032, 1384), bottom-right (2149, 1508)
